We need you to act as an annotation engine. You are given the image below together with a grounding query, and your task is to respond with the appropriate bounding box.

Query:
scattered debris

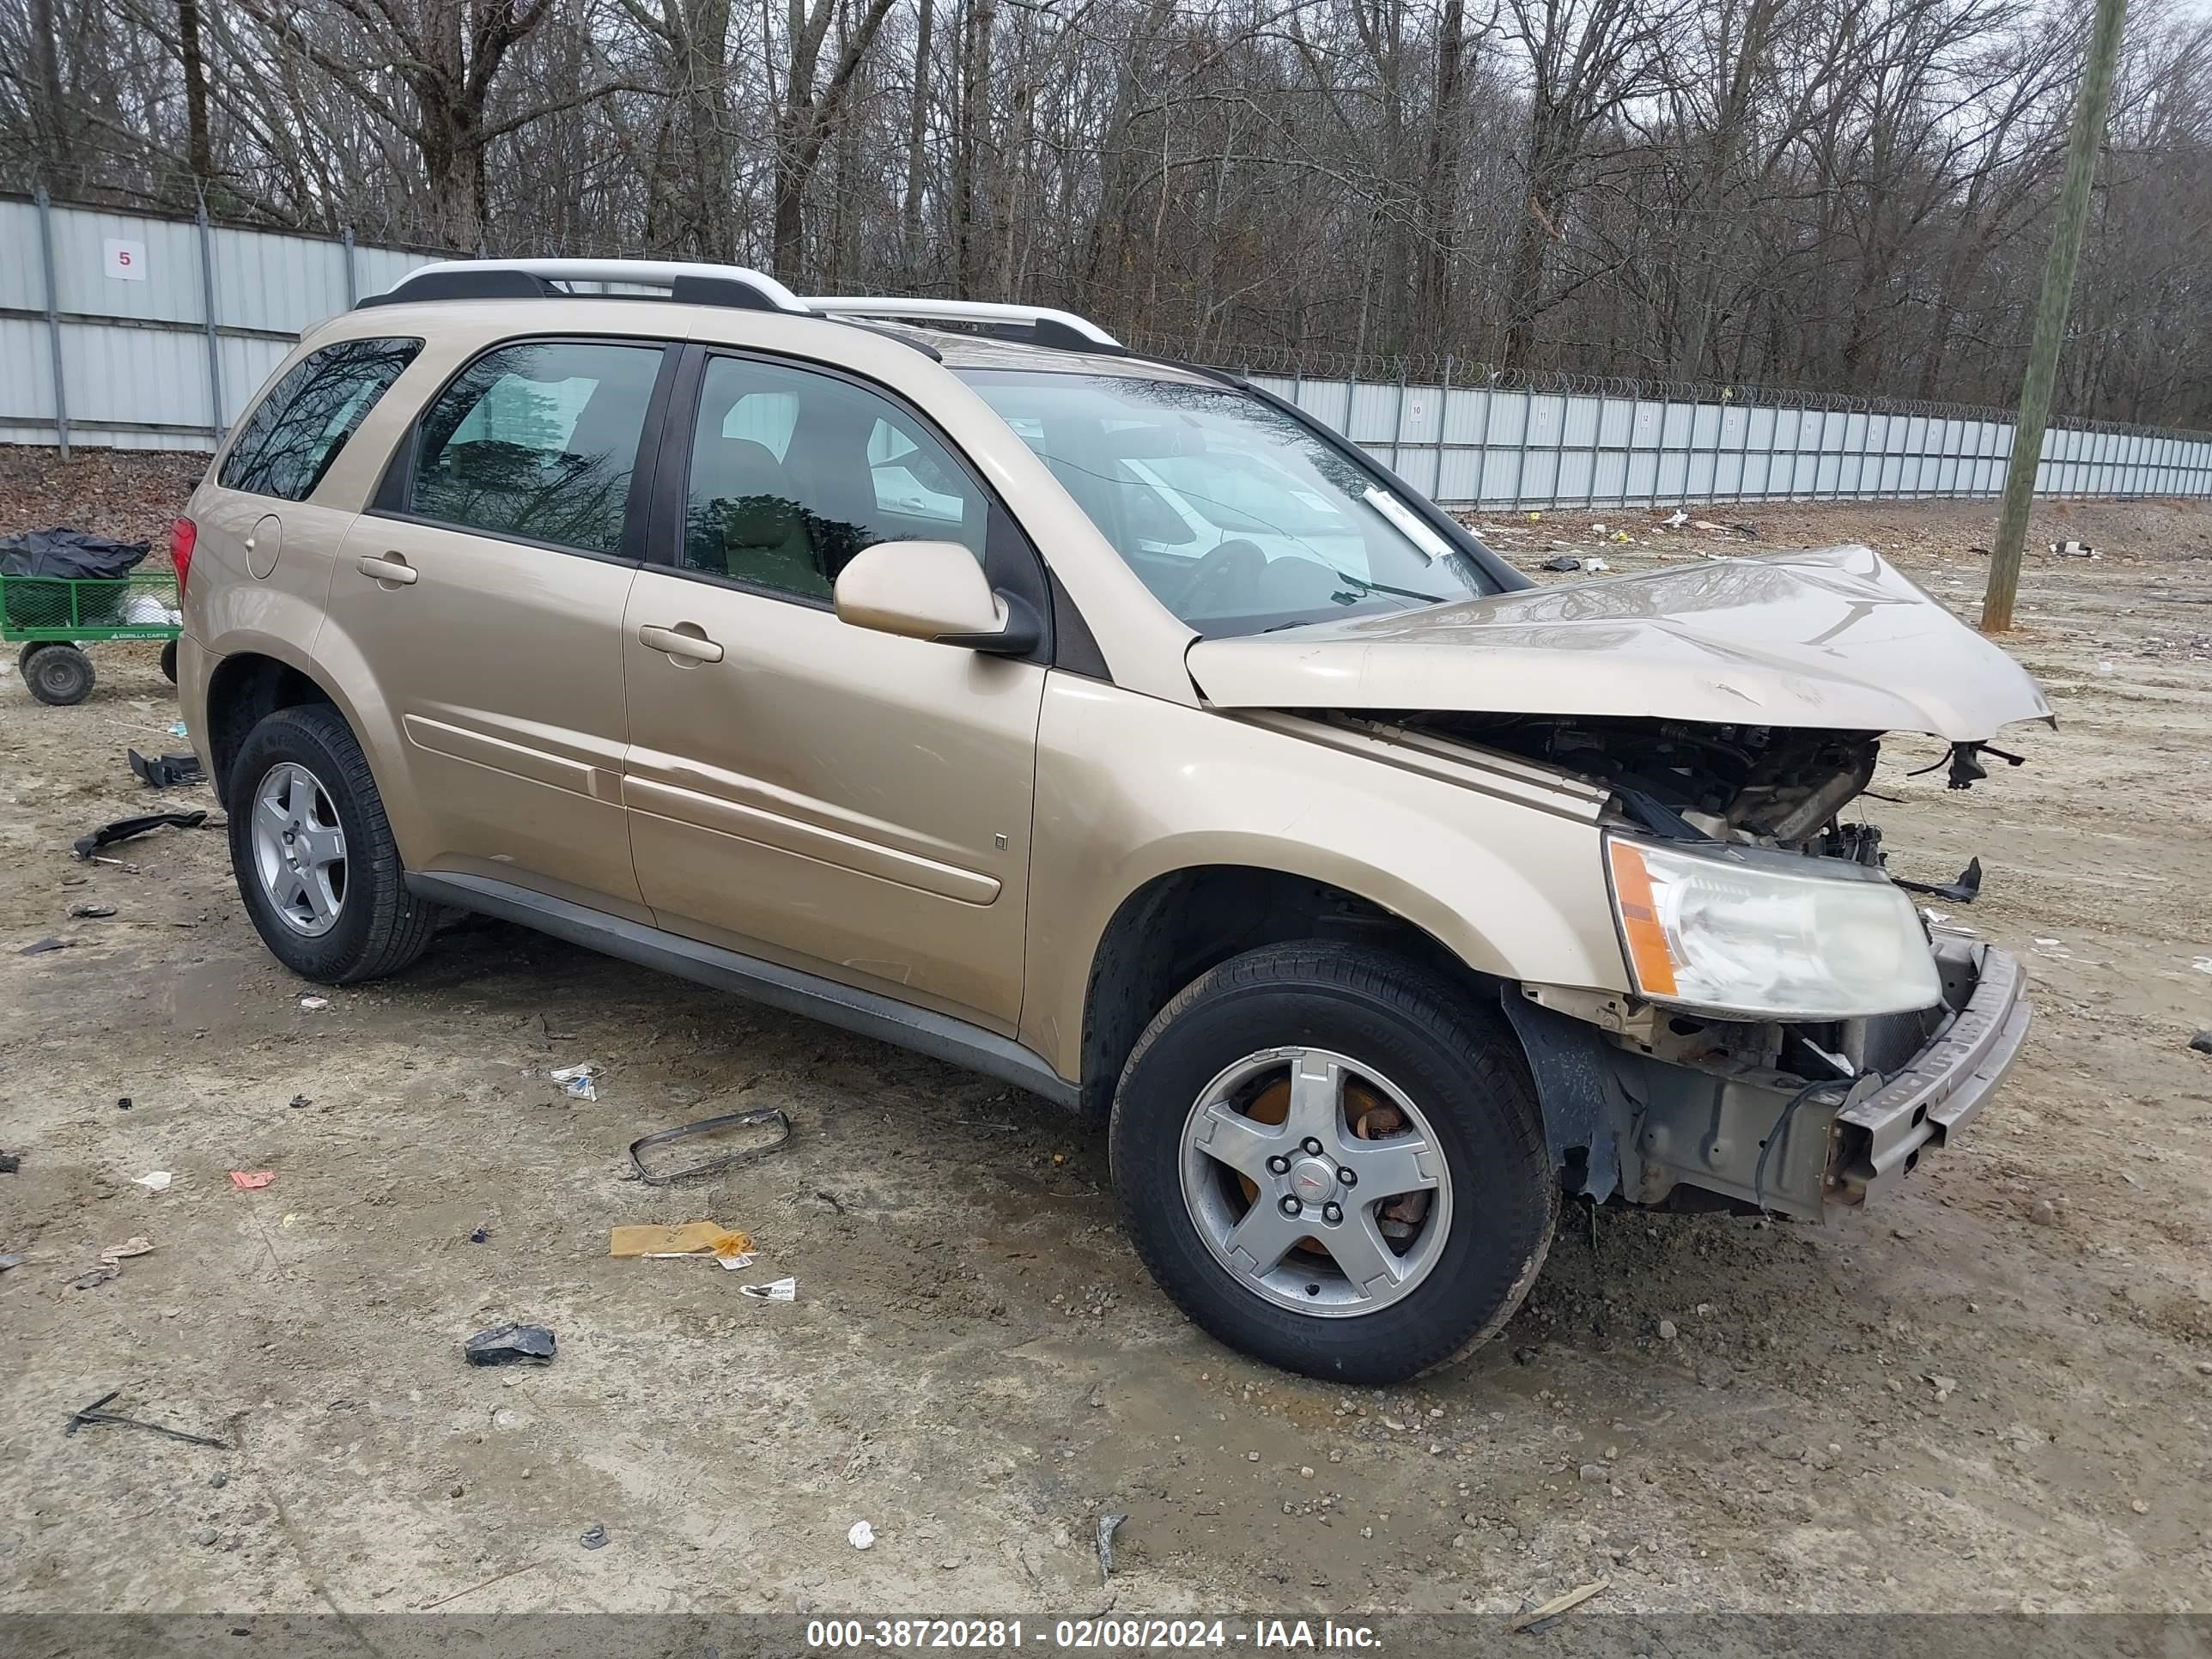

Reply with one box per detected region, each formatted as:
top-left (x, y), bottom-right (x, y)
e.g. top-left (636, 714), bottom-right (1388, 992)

top-left (1693, 520), bottom-right (1725, 532)
top-left (64, 1389), bottom-right (228, 1449)
top-left (463, 1323), bottom-right (557, 1366)
top-left (72, 810), bottom-right (207, 860)
top-left (1926, 1374), bottom-right (1960, 1401)
top-left (2189, 1031), bottom-right (2212, 1055)
top-left (579, 1523), bottom-right (609, 1551)
top-left (414, 1561), bottom-right (546, 1611)
top-left (128, 749), bottom-right (205, 788)
top-left (1510, 1578), bottom-right (1610, 1632)
top-left (1096, 1512), bottom-right (1128, 1583)
top-left (550, 1062), bottom-right (598, 1101)
top-left (131, 1171), bottom-right (173, 1193)
top-left (1730, 522), bottom-right (1759, 538)
top-left (608, 1222), bottom-right (754, 1268)
top-left (0, 1255), bottom-right (22, 1273)
top-left (628, 1107), bottom-right (791, 1183)
top-left (739, 1276), bottom-right (797, 1301)
top-left (848, 1520), bottom-right (876, 1551)
top-left (469, 1226), bottom-right (490, 1244)
top-left (1584, 556), bottom-right (1611, 572)
top-left (20, 937), bottom-right (69, 956)
top-left (116, 1097), bottom-right (131, 1111)
top-left (1590, 523), bottom-right (1607, 534)
top-left (297, 995), bottom-right (329, 1011)
top-left (0, 1152), bottom-right (18, 1174)
top-left (67, 901), bottom-right (116, 919)
top-left (1662, 509), bottom-right (1688, 528)
top-left (288, 1094), bottom-right (311, 1109)
top-left (1540, 556), bottom-right (1582, 572)
top-left (2049, 540), bottom-right (2098, 558)
top-left (814, 1190), bottom-right (845, 1214)
top-left (228, 1170), bottom-right (275, 1190)
top-left (76, 1236), bottom-right (155, 1288)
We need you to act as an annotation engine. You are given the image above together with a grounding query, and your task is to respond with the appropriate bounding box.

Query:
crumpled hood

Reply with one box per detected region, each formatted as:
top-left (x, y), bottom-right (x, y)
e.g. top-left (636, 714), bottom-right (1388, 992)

top-left (1186, 545), bottom-right (2051, 741)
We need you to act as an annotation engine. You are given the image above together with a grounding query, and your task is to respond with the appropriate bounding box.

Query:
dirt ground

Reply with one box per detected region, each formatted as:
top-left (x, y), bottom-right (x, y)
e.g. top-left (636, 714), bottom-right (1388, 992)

top-left (2, 448), bottom-right (2209, 1624)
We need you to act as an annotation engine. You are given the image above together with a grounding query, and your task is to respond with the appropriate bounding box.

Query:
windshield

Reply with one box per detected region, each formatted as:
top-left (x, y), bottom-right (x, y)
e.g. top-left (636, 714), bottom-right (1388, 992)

top-left (956, 368), bottom-right (1497, 638)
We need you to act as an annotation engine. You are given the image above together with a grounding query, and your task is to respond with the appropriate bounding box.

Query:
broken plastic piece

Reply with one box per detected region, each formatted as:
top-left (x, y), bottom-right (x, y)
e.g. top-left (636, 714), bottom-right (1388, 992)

top-left (1893, 856), bottom-right (1982, 906)
top-left (228, 1170), bottom-right (275, 1190)
top-left (627, 1107), bottom-right (791, 1184)
top-left (128, 749), bottom-right (205, 789)
top-left (72, 810), bottom-right (207, 860)
top-left (463, 1323), bottom-right (556, 1366)
top-left (132, 1171), bottom-right (173, 1192)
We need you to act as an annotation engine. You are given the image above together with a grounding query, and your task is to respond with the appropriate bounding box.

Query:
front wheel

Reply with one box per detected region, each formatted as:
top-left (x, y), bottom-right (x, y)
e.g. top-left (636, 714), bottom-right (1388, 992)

top-left (1109, 943), bottom-right (1557, 1383)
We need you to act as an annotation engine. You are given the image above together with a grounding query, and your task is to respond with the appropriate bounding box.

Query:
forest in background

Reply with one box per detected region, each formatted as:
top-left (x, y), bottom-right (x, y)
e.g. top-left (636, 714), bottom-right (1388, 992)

top-left (4, 0), bottom-right (2208, 423)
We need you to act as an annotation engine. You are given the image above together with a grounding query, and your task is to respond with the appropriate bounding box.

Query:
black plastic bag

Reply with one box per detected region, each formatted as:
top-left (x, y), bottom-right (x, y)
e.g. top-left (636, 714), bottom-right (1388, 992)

top-left (0, 528), bottom-right (152, 580)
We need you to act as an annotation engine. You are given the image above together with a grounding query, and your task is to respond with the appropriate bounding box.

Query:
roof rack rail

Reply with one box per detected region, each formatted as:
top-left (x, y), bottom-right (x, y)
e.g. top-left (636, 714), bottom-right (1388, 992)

top-left (361, 258), bottom-right (809, 314)
top-left (802, 296), bottom-right (1125, 353)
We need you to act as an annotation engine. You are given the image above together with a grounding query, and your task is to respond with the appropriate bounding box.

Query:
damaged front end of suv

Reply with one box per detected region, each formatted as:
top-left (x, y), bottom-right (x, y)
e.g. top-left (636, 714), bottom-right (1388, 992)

top-left (1188, 545), bottom-right (2050, 1222)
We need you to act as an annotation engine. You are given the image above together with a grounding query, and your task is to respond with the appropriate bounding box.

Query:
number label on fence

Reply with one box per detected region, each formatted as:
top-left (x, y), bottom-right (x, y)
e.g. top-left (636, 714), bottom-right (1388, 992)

top-left (103, 240), bottom-right (148, 281)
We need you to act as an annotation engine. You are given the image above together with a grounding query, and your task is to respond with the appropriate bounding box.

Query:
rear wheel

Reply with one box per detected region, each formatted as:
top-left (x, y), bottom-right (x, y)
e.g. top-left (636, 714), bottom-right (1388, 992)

top-left (1110, 942), bottom-right (1557, 1383)
top-left (160, 638), bottom-right (179, 684)
top-left (24, 642), bottom-right (94, 705)
top-left (228, 702), bottom-right (440, 982)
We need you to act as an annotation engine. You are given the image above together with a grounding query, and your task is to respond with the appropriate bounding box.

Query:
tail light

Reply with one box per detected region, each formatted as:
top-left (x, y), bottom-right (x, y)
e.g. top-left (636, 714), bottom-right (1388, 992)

top-left (170, 516), bottom-right (198, 594)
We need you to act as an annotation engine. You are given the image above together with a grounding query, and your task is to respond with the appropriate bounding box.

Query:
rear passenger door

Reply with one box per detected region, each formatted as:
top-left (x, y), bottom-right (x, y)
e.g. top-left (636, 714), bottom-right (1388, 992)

top-left (619, 349), bottom-right (1048, 1030)
top-left (325, 336), bottom-right (675, 914)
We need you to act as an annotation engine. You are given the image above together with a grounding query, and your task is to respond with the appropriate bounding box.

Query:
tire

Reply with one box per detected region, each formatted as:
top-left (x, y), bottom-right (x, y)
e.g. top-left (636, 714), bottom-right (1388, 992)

top-left (24, 642), bottom-right (94, 705)
top-left (160, 638), bottom-right (179, 684)
top-left (1109, 942), bottom-right (1557, 1384)
top-left (227, 702), bottom-right (441, 983)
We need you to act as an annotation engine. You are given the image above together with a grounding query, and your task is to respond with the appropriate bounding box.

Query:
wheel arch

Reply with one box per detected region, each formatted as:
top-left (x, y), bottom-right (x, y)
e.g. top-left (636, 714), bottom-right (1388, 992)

top-left (202, 646), bottom-right (346, 807)
top-left (1072, 860), bottom-right (1505, 1120)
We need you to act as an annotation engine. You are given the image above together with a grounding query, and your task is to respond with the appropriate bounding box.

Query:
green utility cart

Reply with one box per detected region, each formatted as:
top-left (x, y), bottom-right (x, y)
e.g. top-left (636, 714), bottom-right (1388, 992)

top-left (2, 572), bottom-right (182, 705)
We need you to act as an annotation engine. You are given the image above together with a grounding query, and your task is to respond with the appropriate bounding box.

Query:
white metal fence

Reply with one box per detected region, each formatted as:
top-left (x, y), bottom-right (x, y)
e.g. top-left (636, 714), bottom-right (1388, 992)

top-left (6, 191), bottom-right (2209, 504)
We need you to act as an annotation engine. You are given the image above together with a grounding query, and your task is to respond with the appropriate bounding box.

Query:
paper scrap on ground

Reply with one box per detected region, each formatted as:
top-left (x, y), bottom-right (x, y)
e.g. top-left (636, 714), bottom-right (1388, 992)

top-left (848, 1521), bottom-right (875, 1550)
top-left (550, 1063), bottom-right (599, 1100)
top-left (228, 1170), bottom-right (275, 1190)
top-left (739, 1276), bottom-right (797, 1301)
top-left (297, 995), bottom-right (328, 1010)
top-left (608, 1222), bottom-right (754, 1266)
top-left (99, 1237), bottom-right (154, 1269)
top-left (132, 1171), bottom-right (173, 1192)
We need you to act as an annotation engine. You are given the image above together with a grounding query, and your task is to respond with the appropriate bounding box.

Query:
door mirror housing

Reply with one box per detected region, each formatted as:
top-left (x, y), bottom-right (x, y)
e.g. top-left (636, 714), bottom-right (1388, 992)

top-left (832, 539), bottom-right (1040, 656)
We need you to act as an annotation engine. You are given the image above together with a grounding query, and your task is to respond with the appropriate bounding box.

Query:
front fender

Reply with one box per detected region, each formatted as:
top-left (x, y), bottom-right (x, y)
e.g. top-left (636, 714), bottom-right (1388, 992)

top-left (1018, 674), bottom-right (1631, 1079)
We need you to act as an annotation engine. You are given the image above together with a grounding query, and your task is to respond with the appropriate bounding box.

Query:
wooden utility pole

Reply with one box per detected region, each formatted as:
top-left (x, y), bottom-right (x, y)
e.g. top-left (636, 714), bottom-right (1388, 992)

top-left (1982, 0), bottom-right (2129, 633)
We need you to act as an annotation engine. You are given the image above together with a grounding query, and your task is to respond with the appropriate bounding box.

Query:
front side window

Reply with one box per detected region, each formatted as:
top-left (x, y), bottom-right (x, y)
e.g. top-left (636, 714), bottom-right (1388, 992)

top-left (409, 340), bottom-right (665, 556)
top-left (679, 356), bottom-right (987, 601)
top-left (219, 337), bottom-right (422, 501)
top-left (956, 368), bottom-right (1497, 638)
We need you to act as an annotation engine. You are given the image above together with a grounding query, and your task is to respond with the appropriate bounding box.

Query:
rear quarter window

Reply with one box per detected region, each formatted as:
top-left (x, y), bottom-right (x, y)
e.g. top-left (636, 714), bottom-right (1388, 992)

top-left (219, 337), bottom-right (422, 501)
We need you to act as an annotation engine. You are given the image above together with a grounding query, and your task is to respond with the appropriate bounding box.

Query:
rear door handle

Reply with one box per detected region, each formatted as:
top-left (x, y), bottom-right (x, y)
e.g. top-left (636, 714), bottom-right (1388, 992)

top-left (638, 623), bottom-right (725, 664)
top-left (356, 553), bottom-right (418, 586)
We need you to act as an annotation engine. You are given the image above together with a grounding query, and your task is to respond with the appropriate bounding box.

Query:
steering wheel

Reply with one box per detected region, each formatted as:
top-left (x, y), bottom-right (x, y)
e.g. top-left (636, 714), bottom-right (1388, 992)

top-left (1177, 538), bottom-right (1268, 616)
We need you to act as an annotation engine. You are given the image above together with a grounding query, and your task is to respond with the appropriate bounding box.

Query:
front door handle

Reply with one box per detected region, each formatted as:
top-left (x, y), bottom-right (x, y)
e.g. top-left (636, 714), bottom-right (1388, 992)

top-left (638, 623), bottom-right (725, 664)
top-left (356, 552), bottom-right (418, 586)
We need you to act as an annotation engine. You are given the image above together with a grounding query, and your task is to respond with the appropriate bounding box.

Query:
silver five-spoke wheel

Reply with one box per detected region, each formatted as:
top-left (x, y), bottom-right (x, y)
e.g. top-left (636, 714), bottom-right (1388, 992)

top-left (1179, 1046), bottom-right (1451, 1317)
top-left (250, 762), bottom-right (348, 937)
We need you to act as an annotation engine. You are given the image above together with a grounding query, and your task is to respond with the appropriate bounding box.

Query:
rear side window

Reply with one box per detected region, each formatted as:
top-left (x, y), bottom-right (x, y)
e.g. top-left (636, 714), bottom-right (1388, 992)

top-left (219, 337), bottom-right (422, 501)
top-left (408, 340), bottom-right (665, 556)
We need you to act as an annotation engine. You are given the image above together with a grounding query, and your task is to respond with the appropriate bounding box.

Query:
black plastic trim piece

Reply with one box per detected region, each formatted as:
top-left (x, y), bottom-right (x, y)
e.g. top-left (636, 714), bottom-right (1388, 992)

top-left (669, 274), bottom-right (784, 312)
top-left (1048, 568), bottom-right (1110, 679)
top-left (406, 872), bottom-right (1080, 1109)
top-left (357, 270), bottom-right (562, 307)
top-left (942, 590), bottom-right (1043, 655)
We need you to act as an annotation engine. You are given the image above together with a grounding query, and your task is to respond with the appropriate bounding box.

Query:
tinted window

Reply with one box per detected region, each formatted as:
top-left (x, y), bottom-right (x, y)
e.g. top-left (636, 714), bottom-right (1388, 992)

top-left (679, 357), bottom-right (988, 601)
top-left (410, 340), bottom-right (665, 556)
top-left (218, 337), bottom-right (421, 501)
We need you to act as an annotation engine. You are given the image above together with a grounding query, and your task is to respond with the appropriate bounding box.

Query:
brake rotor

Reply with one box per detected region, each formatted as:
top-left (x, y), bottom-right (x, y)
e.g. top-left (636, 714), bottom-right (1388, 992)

top-left (1236, 1074), bottom-right (1406, 1256)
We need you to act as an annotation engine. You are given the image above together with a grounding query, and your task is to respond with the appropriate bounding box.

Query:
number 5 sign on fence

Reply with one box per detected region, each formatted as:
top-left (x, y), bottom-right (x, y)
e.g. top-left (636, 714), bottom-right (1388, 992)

top-left (103, 239), bottom-right (147, 280)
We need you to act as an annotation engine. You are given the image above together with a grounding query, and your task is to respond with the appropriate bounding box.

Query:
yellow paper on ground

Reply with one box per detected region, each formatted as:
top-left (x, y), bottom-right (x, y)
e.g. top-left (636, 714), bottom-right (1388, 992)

top-left (609, 1222), bottom-right (752, 1258)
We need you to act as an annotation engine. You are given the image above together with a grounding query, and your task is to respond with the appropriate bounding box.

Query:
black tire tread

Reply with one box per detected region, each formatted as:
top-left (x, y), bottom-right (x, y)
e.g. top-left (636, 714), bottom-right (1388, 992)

top-left (1110, 940), bottom-right (1557, 1381)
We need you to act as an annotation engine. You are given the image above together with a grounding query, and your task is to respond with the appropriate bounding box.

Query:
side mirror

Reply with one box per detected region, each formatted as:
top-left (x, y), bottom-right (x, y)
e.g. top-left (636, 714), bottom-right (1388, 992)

top-left (832, 539), bottom-right (1041, 656)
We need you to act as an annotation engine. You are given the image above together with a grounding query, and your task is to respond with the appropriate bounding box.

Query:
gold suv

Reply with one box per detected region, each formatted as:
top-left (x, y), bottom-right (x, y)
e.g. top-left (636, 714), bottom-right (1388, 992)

top-left (177, 260), bottom-right (2047, 1382)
